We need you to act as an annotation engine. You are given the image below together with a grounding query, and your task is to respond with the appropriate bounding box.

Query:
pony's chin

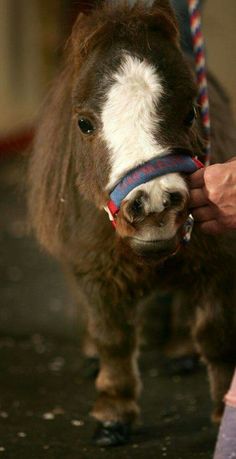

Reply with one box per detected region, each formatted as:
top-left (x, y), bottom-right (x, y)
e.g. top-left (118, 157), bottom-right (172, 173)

top-left (128, 235), bottom-right (181, 262)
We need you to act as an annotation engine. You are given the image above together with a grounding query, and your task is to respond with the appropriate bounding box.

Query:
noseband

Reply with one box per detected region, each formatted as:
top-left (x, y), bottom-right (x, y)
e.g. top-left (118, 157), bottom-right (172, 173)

top-left (104, 148), bottom-right (203, 227)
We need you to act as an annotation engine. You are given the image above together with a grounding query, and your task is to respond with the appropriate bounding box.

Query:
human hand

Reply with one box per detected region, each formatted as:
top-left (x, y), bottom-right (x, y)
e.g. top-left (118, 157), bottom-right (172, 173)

top-left (189, 158), bottom-right (236, 234)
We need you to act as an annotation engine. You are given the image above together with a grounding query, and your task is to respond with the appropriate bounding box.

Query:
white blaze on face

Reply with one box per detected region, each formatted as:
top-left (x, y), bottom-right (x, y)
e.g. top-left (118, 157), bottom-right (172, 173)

top-left (102, 54), bottom-right (165, 188)
top-left (101, 54), bottom-right (188, 202)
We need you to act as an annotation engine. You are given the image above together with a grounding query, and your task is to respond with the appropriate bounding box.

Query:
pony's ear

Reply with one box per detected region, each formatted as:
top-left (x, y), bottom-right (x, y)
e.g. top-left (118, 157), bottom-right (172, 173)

top-left (69, 9), bottom-right (109, 66)
top-left (151, 0), bottom-right (175, 14)
top-left (149, 0), bottom-right (180, 43)
top-left (69, 12), bottom-right (90, 62)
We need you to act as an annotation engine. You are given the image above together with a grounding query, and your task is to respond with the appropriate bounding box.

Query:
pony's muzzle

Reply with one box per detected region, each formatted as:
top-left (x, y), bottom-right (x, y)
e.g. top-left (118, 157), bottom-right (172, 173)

top-left (129, 235), bottom-right (180, 260)
top-left (126, 190), bottom-right (184, 222)
top-left (121, 188), bottom-right (186, 225)
top-left (115, 185), bottom-right (189, 258)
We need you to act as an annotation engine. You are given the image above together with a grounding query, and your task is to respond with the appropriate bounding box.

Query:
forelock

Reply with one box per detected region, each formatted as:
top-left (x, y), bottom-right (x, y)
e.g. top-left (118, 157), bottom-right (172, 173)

top-left (101, 54), bottom-right (166, 189)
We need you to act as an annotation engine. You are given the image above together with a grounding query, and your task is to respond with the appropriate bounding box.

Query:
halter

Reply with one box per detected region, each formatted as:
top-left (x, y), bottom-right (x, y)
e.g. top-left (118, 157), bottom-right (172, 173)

top-left (105, 149), bottom-right (203, 226)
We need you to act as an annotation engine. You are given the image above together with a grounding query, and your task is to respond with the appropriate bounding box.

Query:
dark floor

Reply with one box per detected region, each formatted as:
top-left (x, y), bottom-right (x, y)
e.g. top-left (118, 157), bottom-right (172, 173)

top-left (0, 336), bottom-right (217, 459)
top-left (0, 157), bottom-right (218, 458)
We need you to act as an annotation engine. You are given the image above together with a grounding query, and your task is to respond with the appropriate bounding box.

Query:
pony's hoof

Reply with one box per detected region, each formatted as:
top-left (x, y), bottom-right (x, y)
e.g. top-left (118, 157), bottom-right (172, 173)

top-left (93, 421), bottom-right (131, 447)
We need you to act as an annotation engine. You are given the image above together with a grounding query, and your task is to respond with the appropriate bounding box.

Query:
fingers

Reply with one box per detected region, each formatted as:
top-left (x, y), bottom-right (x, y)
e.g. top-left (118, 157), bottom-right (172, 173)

top-left (191, 205), bottom-right (216, 223)
top-left (188, 168), bottom-right (205, 189)
top-left (192, 205), bottom-right (230, 234)
top-left (198, 220), bottom-right (224, 235)
top-left (188, 161), bottom-right (236, 234)
top-left (226, 156), bottom-right (236, 163)
top-left (189, 188), bottom-right (208, 208)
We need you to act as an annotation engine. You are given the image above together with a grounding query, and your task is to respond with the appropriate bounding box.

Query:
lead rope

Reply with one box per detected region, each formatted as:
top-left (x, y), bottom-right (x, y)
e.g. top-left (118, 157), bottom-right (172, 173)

top-left (188, 0), bottom-right (211, 165)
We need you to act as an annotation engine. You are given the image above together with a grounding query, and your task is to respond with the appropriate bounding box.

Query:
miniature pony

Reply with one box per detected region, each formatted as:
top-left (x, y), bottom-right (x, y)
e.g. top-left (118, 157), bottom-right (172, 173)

top-left (28, 0), bottom-right (236, 446)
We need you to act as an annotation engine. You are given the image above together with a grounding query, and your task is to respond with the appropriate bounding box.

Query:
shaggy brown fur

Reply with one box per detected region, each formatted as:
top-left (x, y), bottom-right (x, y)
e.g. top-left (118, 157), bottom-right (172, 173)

top-left (28, 0), bottom-right (236, 442)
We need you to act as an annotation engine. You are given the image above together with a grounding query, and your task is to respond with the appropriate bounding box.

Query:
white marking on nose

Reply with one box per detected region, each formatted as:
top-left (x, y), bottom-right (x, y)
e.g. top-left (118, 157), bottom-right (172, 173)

top-left (126, 173), bottom-right (189, 214)
top-left (101, 54), bottom-right (166, 189)
top-left (126, 174), bottom-right (189, 242)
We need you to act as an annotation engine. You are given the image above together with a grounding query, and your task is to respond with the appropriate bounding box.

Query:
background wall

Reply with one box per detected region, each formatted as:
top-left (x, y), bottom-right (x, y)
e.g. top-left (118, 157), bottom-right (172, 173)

top-left (203, 0), bottom-right (236, 117)
top-left (0, 0), bottom-right (41, 135)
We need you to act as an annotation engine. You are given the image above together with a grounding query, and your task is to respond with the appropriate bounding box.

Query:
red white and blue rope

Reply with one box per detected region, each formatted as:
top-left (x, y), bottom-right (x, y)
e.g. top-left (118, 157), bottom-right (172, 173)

top-left (188, 0), bottom-right (211, 164)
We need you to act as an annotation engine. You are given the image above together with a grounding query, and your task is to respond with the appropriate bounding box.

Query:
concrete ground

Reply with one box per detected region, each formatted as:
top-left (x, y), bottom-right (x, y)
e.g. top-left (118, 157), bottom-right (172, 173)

top-left (0, 336), bottom-right (217, 459)
top-left (0, 157), bottom-right (218, 458)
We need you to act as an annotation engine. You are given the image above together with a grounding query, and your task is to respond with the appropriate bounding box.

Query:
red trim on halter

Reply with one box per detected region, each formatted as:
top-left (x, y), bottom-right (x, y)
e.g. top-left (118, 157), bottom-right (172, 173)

top-left (192, 157), bottom-right (204, 169)
top-left (107, 200), bottom-right (119, 227)
top-left (107, 200), bottom-right (119, 216)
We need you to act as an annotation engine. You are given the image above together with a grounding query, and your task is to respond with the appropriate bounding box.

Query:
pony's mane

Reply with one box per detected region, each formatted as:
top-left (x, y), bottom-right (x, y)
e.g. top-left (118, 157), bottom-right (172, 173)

top-left (68, 0), bottom-right (179, 66)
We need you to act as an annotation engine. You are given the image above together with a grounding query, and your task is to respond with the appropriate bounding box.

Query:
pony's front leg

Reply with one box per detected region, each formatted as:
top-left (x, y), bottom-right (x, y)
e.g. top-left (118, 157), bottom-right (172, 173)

top-left (85, 287), bottom-right (141, 446)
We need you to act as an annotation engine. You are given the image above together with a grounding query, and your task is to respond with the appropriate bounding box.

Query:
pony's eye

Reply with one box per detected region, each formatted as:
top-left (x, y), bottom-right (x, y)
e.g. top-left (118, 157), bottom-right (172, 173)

top-left (184, 106), bottom-right (197, 127)
top-left (78, 117), bottom-right (95, 135)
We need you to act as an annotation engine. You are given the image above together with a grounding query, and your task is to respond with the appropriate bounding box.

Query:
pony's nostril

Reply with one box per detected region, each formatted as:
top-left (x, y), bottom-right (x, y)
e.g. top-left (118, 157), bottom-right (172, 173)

top-left (128, 191), bottom-right (147, 221)
top-left (169, 191), bottom-right (183, 207)
top-left (163, 192), bottom-right (183, 209)
top-left (129, 197), bottom-right (145, 221)
top-left (163, 196), bottom-right (170, 209)
top-left (132, 198), bottom-right (143, 214)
